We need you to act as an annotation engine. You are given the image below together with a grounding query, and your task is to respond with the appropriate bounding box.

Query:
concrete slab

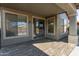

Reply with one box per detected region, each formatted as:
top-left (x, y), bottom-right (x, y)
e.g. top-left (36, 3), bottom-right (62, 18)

top-left (0, 39), bottom-right (74, 56)
top-left (33, 42), bottom-right (74, 56)
top-left (69, 46), bottom-right (79, 56)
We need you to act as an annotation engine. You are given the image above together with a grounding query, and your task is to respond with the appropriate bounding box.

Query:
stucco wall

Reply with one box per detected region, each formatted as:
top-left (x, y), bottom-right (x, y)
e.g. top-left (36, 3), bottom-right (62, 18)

top-left (0, 7), bottom-right (45, 47)
top-left (1, 14), bottom-right (33, 47)
top-left (0, 7), bottom-right (69, 47)
top-left (44, 14), bottom-right (68, 40)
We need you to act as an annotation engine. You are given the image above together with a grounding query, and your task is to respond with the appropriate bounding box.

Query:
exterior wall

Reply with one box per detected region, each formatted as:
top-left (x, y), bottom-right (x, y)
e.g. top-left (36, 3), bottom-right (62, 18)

top-left (0, 7), bottom-right (45, 47)
top-left (0, 7), bottom-right (69, 47)
top-left (1, 15), bottom-right (32, 46)
top-left (68, 16), bottom-right (78, 45)
top-left (1, 10), bottom-right (32, 46)
top-left (45, 13), bottom-right (68, 40)
top-left (56, 13), bottom-right (68, 40)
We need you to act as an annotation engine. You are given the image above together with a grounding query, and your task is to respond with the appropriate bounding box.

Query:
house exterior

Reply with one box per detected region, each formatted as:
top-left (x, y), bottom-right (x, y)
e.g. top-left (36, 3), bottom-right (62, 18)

top-left (0, 3), bottom-right (78, 48)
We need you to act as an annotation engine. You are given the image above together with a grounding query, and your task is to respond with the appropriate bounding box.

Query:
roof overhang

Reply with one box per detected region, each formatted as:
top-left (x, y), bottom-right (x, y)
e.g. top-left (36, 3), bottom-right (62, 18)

top-left (0, 3), bottom-right (64, 17)
top-left (56, 3), bottom-right (77, 16)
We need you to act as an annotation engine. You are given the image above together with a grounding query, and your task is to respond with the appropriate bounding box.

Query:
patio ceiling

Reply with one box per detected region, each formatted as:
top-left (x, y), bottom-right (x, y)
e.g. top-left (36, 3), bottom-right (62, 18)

top-left (56, 3), bottom-right (77, 16)
top-left (0, 3), bottom-right (64, 17)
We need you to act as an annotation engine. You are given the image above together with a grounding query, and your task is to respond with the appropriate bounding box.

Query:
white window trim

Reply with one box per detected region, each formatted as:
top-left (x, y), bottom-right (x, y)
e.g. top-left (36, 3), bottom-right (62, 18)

top-left (2, 10), bottom-right (29, 39)
top-left (47, 17), bottom-right (55, 35)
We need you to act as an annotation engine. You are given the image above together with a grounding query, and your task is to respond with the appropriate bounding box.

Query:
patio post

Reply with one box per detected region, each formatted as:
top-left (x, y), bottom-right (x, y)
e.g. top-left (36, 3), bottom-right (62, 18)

top-left (68, 14), bottom-right (78, 45)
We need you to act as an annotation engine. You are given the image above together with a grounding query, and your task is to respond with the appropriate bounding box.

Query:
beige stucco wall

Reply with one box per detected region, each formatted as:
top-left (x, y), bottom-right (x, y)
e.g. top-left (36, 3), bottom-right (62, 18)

top-left (0, 7), bottom-right (69, 46)
top-left (0, 7), bottom-right (46, 46)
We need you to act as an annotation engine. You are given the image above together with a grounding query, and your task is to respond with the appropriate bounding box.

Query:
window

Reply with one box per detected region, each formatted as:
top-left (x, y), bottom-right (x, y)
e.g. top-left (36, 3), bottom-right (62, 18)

top-left (33, 18), bottom-right (44, 35)
top-left (59, 19), bottom-right (64, 33)
top-left (63, 18), bottom-right (69, 33)
top-left (5, 13), bottom-right (28, 37)
top-left (59, 13), bottom-right (69, 33)
top-left (5, 13), bottom-right (17, 37)
top-left (18, 15), bottom-right (27, 36)
top-left (48, 18), bottom-right (54, 34)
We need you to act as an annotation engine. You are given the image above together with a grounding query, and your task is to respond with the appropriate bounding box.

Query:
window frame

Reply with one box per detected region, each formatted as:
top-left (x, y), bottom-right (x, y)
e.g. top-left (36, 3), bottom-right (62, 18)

top-left (2, 10), bottom-right (29, 39)
top-left (47, 17), bottom-right (55, 35)
top-left (32, 16), bottom-right (45, 40)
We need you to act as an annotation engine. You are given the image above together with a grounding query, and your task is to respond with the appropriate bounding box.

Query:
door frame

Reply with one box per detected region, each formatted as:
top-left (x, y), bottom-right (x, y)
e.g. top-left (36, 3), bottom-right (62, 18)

top-left (32, 16), bottom-right (45, 40)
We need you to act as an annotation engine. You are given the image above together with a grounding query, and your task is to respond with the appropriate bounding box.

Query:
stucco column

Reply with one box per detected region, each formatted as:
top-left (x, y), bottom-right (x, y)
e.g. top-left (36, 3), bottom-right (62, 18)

top-left (68, 15), bottom-right (78, 45)
top-left (56, 14), bottom-right (62, 40)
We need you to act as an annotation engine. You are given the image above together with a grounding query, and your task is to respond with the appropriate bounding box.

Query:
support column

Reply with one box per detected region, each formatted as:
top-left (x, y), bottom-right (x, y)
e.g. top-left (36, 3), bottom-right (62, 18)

top-left (56, 14), bottom-right (61, 40)
top-left (68, 15), bottom-right (78, 45)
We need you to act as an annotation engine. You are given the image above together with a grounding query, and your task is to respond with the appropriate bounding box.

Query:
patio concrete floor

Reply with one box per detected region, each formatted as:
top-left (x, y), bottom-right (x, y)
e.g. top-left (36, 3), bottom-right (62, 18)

top-left (69, 46), bottom-right (79, 56)
top-left (0, 39), bottom-right (75, 56)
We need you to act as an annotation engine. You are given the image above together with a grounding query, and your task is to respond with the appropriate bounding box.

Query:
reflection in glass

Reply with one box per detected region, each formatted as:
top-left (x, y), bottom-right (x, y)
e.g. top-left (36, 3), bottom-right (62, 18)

top-left (48, 19), bottom-right (54, 33)
top-left (5, 13), bottom-right (27, 37)
top-left (33, 18), bottom-right (44, 37)
top-left (5, 13), bottom-right (17, 37)
top-left (18, 15), bottom-right (27, 35)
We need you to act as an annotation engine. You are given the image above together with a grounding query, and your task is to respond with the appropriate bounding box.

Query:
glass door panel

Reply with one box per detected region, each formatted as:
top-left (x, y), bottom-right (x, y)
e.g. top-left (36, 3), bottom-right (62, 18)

top-left (48, 17), bottom-right (55, 35)
top-left (33, 18), bottom-right (45, 38)
top-left (5, 13), bottom-right (18, 37)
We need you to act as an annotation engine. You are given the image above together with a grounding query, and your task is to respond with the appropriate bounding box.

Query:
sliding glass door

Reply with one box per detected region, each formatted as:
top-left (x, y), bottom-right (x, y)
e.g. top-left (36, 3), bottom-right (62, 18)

top-left (47, 17), bottom-right (55, 35)
top-left (5, 13), bottom-right (18, 37)
top-left (4, 11), bottom-right (28, 39)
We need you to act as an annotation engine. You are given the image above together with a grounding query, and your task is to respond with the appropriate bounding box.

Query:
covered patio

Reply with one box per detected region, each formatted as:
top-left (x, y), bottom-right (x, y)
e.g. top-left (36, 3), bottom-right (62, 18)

top-left (0, 3), bottom-right (78, 56)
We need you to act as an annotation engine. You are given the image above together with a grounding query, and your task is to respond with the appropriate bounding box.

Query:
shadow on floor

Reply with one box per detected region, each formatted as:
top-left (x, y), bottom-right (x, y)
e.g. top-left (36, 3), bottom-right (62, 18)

top-left (0, 41), bottom-right (48, 56)
top-left (0, 37), bottom-right (68, 56)
top-left (59, 36), bottom-right (68, 43)
top-left (32, 37), bottom-right (68, 44)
